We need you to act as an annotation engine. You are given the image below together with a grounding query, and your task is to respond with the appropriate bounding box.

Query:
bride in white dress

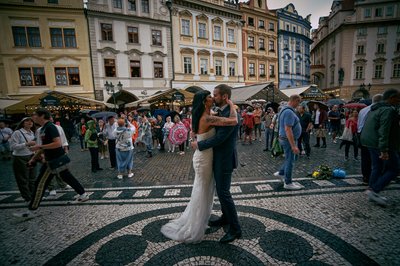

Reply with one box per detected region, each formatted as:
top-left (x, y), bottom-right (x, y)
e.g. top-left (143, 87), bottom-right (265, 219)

top-left (160, 90), bottom-right (238, 243)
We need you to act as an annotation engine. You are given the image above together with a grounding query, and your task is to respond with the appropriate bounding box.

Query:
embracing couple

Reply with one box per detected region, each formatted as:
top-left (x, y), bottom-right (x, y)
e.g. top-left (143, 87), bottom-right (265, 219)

top-left (160, 84), bottom-right (242, 244)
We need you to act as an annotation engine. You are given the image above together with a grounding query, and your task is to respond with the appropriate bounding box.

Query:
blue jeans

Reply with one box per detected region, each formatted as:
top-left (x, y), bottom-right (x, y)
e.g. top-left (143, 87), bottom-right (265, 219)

top-left (265, 128), bottom-right (273, 149)
top-left (368, 148), bottom-right (399, 193)
top-left (278, 138), bottom-right (296, 184)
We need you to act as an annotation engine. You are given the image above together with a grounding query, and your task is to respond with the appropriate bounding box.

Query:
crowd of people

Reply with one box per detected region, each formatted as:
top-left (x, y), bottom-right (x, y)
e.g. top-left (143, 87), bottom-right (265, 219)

top-left (0, 86), bottom-right (399, 220)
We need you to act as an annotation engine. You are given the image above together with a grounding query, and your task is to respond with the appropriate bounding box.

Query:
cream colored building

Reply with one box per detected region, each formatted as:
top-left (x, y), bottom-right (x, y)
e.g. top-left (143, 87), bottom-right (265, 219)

top-left (86, 0), bottom-right (172, 103)
top-left (171, 0), bottom-right (244, 92)
top-left (240, 0), bottom-right (278, 86)
top-left (311, 0), bottom-right (400, 100)
top-left (0, 0), bottom-right (94, 100)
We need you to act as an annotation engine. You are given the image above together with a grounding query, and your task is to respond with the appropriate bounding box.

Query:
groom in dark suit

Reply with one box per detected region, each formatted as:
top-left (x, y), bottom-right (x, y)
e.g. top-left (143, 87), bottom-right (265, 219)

top-left (193, 84), bottom-right (242, 243)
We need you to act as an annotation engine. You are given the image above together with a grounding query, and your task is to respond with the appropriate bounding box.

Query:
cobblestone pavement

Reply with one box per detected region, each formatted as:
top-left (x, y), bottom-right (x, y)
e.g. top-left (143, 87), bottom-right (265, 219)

top-left (1, 135), bottom-right (399, 265)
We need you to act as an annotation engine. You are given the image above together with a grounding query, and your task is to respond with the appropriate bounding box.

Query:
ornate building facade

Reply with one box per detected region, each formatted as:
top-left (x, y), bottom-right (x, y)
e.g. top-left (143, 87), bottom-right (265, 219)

top-left (275, 4), bottom-right (312, 89)
top-left (311, 0), bottom-right (400, 100)
top-left (240, 0), bottom-right (278, 86)
top-left (171, 0), bottom-right (244, 92)
top-left (86, 0), bottom-right (172, 103)
top-left (0, 0), bottom-right (93, 99)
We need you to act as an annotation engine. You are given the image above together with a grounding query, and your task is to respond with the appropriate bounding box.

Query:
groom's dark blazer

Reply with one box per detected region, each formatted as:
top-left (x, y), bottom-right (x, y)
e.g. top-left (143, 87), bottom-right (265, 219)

top-left (197, 105), bottom-right (238, 172)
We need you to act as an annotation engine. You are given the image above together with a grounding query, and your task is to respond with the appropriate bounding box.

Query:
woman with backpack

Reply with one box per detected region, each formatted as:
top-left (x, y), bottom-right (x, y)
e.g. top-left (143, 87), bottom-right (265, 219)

top-left (85, 120), bottom-right (103, 173)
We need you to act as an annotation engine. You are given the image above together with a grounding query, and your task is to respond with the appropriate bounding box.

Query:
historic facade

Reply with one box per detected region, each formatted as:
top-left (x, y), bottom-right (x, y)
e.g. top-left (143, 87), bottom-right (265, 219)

top-left (310, 0), bottom-right (400, 100)
top-left (171, 0), bottom-right (244, 92)
top-left (0, 0), bottom-right (93, 99)
top-left (240, 0), bottom-right (278, 86)
top-left (86, 0), bottom-right (172, 103)
top-left (275, 4), bottom-right (312, 89)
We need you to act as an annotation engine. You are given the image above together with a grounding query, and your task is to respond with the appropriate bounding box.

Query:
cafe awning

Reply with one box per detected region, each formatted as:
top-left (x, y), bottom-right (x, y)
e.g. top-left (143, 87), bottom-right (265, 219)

top-left (280, 84), bottom-right (326, 100)
top-left (231, 82), bottom-right (288, 104)
top-left (125, 88), bottom-right (194, 108)
top-left (4, 90), bottom-right (111, 114)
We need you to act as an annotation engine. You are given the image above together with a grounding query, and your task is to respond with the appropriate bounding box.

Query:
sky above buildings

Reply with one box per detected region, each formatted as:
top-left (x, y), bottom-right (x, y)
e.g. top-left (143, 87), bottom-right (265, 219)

top-left (241, 0), bottom-right (334, 30)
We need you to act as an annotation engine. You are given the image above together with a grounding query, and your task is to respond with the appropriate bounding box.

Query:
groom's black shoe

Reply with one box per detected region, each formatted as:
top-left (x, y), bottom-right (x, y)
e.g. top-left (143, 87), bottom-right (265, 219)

top-left (220, 230), bottom-right (242, 243)
top-left (208, 218), bottom-right (229, 227)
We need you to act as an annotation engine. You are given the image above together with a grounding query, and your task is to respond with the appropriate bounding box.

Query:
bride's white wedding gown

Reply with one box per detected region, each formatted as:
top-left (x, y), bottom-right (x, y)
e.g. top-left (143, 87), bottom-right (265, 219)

top-left (161, 128), bottom-right (215, 243)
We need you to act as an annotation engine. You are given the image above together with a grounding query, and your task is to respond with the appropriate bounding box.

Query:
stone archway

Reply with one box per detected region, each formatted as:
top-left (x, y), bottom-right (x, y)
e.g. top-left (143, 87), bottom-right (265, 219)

top-left (106, 89), bottom-right (139, 107)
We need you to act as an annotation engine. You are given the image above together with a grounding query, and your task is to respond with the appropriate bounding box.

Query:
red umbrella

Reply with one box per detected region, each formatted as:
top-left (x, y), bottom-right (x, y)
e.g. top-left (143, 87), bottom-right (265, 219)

top-left (343, 103), bottom-right (367, 109)
top-left (168, 123), bottom-right (188, 145)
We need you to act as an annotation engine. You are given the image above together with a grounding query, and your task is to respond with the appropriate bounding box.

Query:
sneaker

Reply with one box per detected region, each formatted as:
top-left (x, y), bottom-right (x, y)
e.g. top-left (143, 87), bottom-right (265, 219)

top-left (49, 190), bottom-right (57, 196)
top-left (259, 139), bottom-right (262, 142)
top-left (301, 151), bottom-right (306, 155)
top-left (73, 193), bottom-right (89, 203)
top-left (273, 171), bottom-right (285, 183)
top-left (117, 174), bottom-right (123, 179)
top-left (13, 210), bottom-right (37, 219)
top-left (284, 182), bottom-right (303, 190)
top-left (366, 190), bottom-right (387, 206)
top-left (100, 156), bottom-right (104, 160)
top-left (333, 139), bottom-right (337, 144)
top-left (128, 172), bottom-right (134, 178)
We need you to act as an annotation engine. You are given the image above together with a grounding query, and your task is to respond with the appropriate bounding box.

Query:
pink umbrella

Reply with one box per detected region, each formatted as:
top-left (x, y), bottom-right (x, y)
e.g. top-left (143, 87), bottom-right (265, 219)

top-left (168, 123), bottom-right (188, 145)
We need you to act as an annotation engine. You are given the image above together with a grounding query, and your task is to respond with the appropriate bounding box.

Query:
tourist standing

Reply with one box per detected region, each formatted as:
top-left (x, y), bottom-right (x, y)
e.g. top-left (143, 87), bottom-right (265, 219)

top-left (76, 118), bottom-right (87, 151)
top-left (340, 110), bottom-right (359, 161)
top-left (0, 120), bottom-right (13, 160)
top-left (242, 106), bottom-right (255, 145)
top-left (328, 105), bottom-right (341, 143)
top-left (114, 118), bottom-right (135, 179)
top-left (85, 120), bottom-right (103, 173)
top-left (105, 116), bottom-right (117, 169)
top-left (140, 115), bottom-right (153, 158)
top-left (312, 103), bottom-right (328, 148)
top-left (263, 107), bottom-right (275, 151)
top-left (163, 116), bottom-right (174, 152)
top-left (9, 117), bottom-right (37, 203)
top-left (253, 105), bottom-right (262, 142)
top-left (297, 105), bottom-right (312, 158)
top-left (274, 95), bottom-right (303, 190)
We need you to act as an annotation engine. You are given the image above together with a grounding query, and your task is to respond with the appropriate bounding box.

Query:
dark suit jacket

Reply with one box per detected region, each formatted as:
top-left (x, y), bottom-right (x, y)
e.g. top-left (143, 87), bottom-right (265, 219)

top-left (197, 105), bottom-right (238, 172)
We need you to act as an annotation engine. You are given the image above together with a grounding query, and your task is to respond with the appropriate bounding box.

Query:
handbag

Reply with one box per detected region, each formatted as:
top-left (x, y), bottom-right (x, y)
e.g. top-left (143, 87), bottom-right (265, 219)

top-left (316, 128), bottom-right (326, 138)
top-left (48, 154), bottom-right (71, 170)
top-left (339, 127), bottom-right (353, 142)
top-left (271, 137), bottom-right (283, 157)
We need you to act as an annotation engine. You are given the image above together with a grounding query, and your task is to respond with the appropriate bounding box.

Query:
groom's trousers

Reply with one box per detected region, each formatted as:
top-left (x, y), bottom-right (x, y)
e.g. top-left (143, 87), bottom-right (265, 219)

top-left (214, 169), bottom-right (241, 232)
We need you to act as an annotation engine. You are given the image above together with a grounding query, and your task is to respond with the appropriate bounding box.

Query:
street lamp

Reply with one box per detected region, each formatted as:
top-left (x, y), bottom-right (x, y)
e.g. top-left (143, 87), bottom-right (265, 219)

top-left (105, 81), bottom-right (122, 111)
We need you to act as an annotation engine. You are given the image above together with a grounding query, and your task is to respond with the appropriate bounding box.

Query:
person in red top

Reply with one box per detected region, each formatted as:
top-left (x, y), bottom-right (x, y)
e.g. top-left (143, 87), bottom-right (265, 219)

top-left (242, 106), bottom-right (255, 145)
top-left (340, 110), bottom-right (359, 160)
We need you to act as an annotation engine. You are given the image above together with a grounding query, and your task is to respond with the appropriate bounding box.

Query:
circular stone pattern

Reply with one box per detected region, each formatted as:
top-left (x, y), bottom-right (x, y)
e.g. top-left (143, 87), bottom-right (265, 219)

top-left (95, 235), bottom-right (147, 265)
top-left (144, 241), bottom-right (264, 265)
top-left (259, 230), bottom-right (313, 263)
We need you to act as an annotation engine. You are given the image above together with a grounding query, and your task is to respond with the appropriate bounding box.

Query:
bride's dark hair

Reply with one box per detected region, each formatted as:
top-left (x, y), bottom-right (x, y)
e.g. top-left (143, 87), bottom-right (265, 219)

top-left (192, 90), bottom-right (211, 133)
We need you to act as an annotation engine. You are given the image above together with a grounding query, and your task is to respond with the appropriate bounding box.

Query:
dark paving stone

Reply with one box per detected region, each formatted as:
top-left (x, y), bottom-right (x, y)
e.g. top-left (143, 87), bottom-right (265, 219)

top-left (260, 230), bottom-right (314, 263)
top-left (95, 235), bottom-right (147, 265)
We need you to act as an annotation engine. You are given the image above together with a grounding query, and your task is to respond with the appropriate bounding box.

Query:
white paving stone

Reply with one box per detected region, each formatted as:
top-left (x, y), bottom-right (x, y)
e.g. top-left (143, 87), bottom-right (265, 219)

top-left (341, 178), bottom-right (363, 185)
top-left (102, 191), bottom-right (123, 198)
top-left (164, 189), bottom-right (180, 197)
top-left (312, 180), bottom-right (336, 187)
top-left (133, 190), bottom-right (151, 197)
top-left (0, 195), bottom-right (10, 201)
top-left (230, 186), bottom-right (242, 193)
top-left (255, 184), bottom-right (274, 191)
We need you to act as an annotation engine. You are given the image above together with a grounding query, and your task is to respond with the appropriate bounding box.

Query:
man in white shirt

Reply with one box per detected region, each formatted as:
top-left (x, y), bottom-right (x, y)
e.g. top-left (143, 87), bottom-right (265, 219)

top-left (105, 116), bottom-right (118, 169)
